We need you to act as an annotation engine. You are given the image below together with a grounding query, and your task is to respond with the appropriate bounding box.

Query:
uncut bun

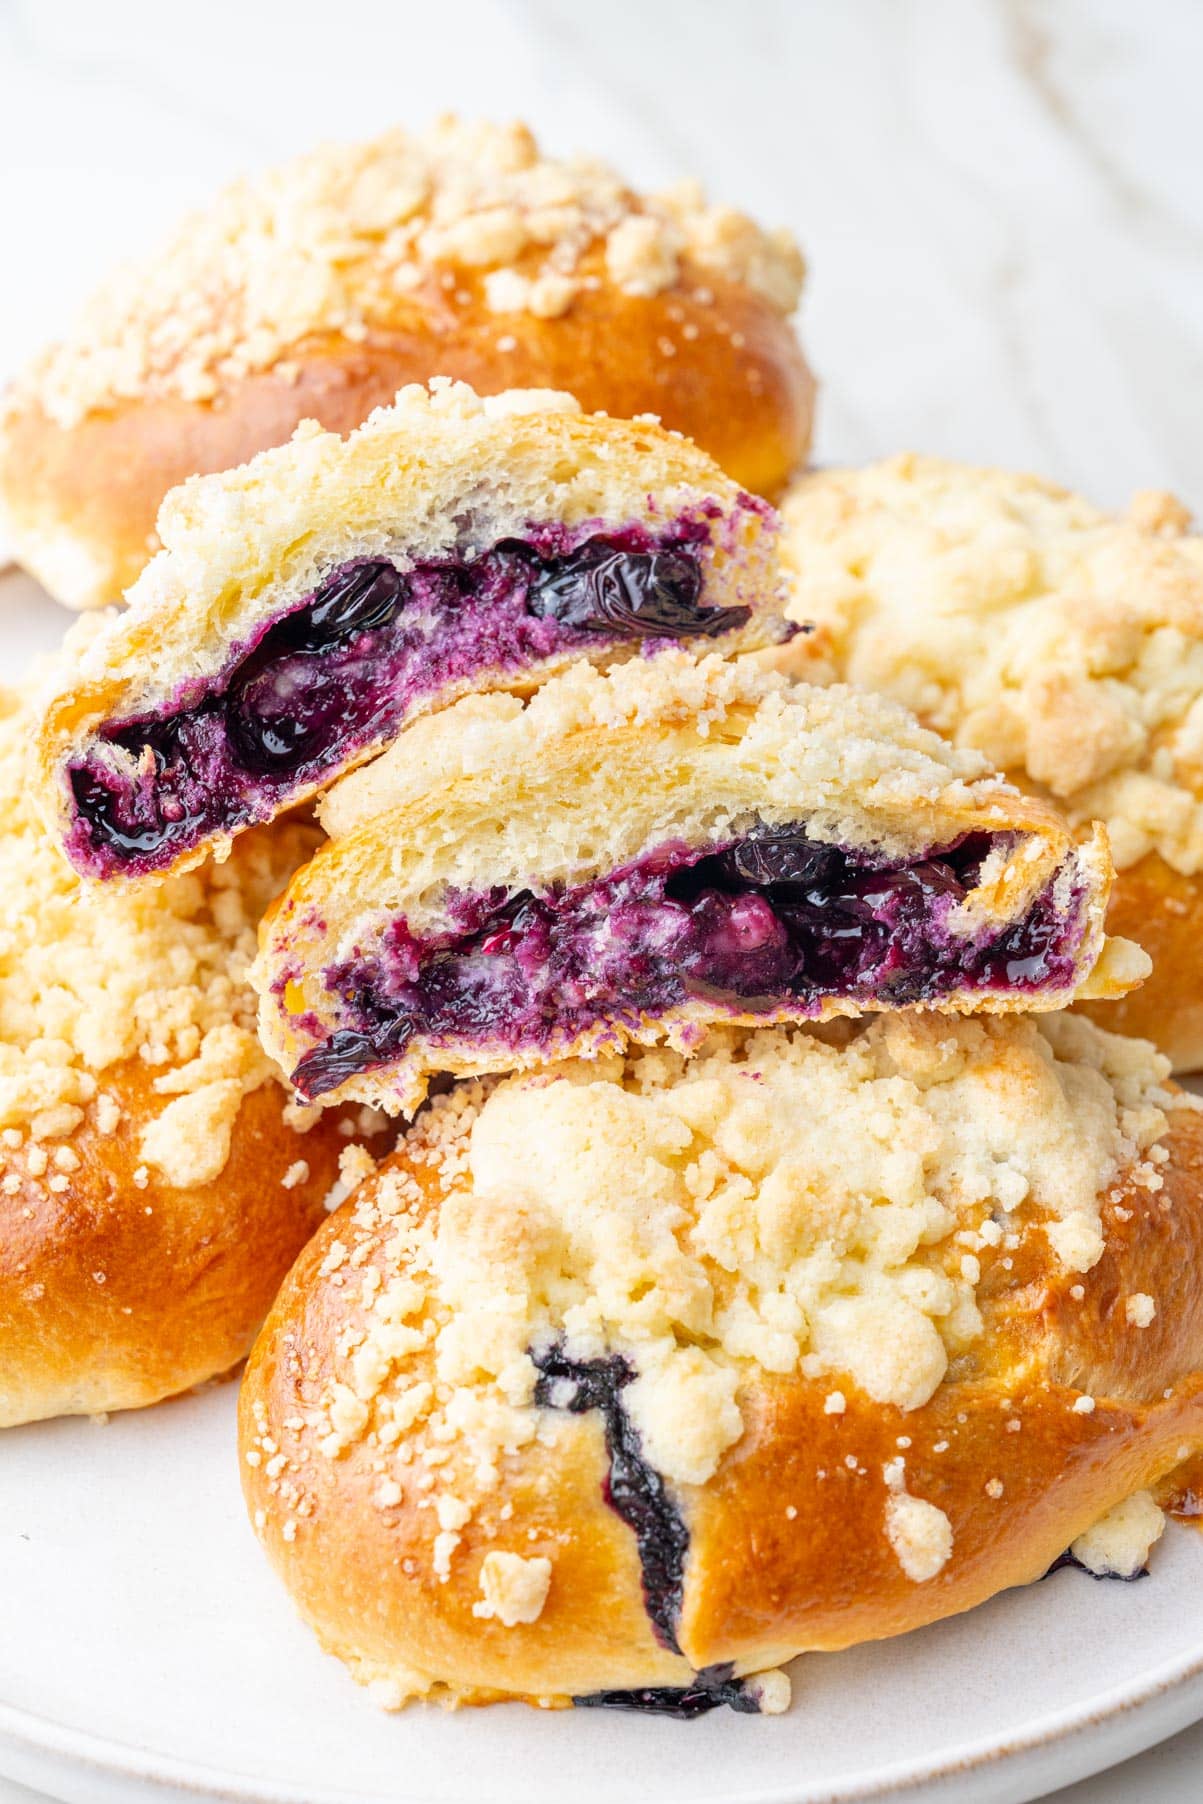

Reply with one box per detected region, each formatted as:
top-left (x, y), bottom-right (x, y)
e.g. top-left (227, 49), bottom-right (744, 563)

top-left (239, 1013), bottom-right (1203, 1714)
top-left (0, 119), bottom-right (813, 610)
top-left (0, 1063), bottom-right (349, 1426)
top-left (254, 651), bottom-right (1140, 1115)
top-left (0, 684), bottom-right (365, 1426)
top-left (781, 457), bottom-right (1203, 1071)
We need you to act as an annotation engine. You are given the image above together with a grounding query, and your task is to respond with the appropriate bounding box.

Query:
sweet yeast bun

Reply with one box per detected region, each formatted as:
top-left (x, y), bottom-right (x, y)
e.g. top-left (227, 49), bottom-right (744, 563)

top-left (781, 457), bottom-right (1203, 1071)
top-left (254, 651), bottom-right (1140, 1116)
top-left (240, 1012), bottom-right (1203, 1713)
top-left (0, 118), bottom-right (814, 609)
top-left (0, 683), bottom-right (372, 1426)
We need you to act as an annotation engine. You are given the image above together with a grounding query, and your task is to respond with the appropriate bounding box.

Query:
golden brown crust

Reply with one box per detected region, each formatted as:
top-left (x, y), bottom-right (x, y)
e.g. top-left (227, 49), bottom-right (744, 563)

top-left (239, 1022), bottom-right (1203, 1709)
top-left (0, 1061), bottom-right (352, 1427)
top-left (1076, 851), bottom-right (1203, 1071)
top-left (685, 1115), bottom-right (1203, 1663)
top-left (780, 456), bottom-right (1203, 1072)
top-left (2, 253), bottom-right (812, 610)
top-left (240, 1145), bottom-right (687, 1704)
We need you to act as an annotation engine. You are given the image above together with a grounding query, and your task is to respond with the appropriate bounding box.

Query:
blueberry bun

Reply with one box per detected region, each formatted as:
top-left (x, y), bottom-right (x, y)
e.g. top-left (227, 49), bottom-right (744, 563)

top-left (239, 1013), bottom-right (1203, 1713)
top-left (252, 652), bottom-right (1142, 1115)
top-left (0, 685), bottom-right (363, 1426)
top-left (0, 118), bottom-right (812, 610)
top-left (37, 382), bottom-right (787, 884)
top-left (782, 457), bottom-right (1203, 1071)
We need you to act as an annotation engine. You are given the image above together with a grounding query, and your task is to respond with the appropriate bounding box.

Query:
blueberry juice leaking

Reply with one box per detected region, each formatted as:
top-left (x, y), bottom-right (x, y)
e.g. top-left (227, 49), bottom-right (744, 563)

top-left (63, 524), bottom-right (749, 878)
top-left (285, 824), bottom-right (1085, 1099)
top-left (532, 1342), bottom-right (772, 1717)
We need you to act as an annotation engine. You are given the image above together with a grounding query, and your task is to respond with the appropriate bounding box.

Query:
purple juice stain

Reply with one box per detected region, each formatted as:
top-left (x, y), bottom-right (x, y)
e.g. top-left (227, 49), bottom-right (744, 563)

top-left (573, 1664), bottom-right (765, 1718)
top-left (65, 529), bottom-right (747, 879)
top-left (287, 823), bottom-right (1084, 1099)
top-left (531, 1344), bottom-right (689, 1655)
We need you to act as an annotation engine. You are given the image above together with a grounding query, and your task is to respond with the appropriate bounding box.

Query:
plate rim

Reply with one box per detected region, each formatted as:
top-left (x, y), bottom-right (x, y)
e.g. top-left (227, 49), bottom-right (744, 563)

top-left (2, 1629), bottom-right (1203, 1804)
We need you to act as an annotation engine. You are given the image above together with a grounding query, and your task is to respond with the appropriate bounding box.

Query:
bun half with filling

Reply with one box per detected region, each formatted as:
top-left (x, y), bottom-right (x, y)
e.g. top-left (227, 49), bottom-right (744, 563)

top-left (253, 652), bottom-right (1142, 1115)
top-left (240, 1013), bottom-right (1203, 1713)
top-left (38, 382), bottom-right (787, 885)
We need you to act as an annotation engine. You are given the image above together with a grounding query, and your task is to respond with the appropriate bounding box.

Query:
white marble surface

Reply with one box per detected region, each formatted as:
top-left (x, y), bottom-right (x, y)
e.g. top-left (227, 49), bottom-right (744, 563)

top-left (1, 1), bottom-right (1202, 1799)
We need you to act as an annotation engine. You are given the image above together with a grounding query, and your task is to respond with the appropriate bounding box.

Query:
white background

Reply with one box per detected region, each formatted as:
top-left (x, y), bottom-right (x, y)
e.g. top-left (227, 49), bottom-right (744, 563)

top-left (1, 1), bottom-right (1202, 1797)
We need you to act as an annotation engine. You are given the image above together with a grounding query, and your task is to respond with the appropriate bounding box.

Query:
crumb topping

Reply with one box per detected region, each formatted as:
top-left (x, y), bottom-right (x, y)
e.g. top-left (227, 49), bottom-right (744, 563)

top-left (320, 644), bottom-right (1003, 855)
top-left (471, 1550), bottom-right (552, 1626)
top-left (883, 1462), bottom-right (953, 1583)
top-left (13, 117), bottom-right (804, 427)
top-left (0, 687), bottom-right (304, 1186)
top-left (783, 455), bottom-right (1203, 874)
top-left (290, 1015), bottom-right (1167, 1568)
top-left (1069, 1490), bottom-right (1165, 1577)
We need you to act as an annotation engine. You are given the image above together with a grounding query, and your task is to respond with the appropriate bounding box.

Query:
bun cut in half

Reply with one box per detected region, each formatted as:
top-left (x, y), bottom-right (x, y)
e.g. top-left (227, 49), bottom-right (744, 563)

top-left (240, 1013), bottom-right (1203, 1713)
top-left (253, 652), bottom-right (1143, 1115)
top-left (38, 382), bottom-right (787, 885)
top-left (0, 118), bottom-right (813, 610)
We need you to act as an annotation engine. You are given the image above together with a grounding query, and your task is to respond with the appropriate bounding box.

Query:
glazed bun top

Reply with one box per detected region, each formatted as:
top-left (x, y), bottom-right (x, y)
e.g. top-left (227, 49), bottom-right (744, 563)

top-left (782, 456), bottom-right (1203, 879)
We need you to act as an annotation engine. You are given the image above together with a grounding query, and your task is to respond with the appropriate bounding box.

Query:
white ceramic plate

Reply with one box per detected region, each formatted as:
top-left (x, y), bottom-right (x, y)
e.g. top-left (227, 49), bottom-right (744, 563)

top-left (2, 569), bottom-right (1203, 1804)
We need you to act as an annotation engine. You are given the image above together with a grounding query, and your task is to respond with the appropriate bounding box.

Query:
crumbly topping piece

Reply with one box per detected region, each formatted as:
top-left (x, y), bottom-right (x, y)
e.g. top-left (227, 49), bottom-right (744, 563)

top-left (471, 1551), bottom-right (552, 1625)
top-left (783, 455), bottom-right (1203, 874)
top-left (303, 1014), bottom-right (1167, 1533)
top-left (13, 117), bottom-right (804, 427)
top-left (1124, 1292), bottom-right (1157, 1328)
top-left (0, 687), bottom-right (301, 1185)
top-left (883, 1489), bottom-right (954, 1583)
top-left (1069, 1490), bottom-right (1165, 1578)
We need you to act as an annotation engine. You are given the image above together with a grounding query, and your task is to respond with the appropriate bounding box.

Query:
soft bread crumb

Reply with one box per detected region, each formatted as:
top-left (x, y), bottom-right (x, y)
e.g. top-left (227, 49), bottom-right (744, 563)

top-left (782, 456), bottom-right (1203, 877)
top-left (471, 1550), bottom-right (553, 1625)
top-left (320, 646), bottom-right (1000, 845)
top-left (1070, 1491), bottom-right (1165, 1578)
top-left (47, 384), bottom-right (782, 818)
top-left (14, 117), bottom-right (804, 428)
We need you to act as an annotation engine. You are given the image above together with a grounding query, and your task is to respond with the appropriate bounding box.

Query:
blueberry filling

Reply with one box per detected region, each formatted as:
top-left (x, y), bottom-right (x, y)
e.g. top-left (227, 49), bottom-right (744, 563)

top-left (532, 1344), bottom-right (689, 1654)
top-left (286, 824), bottom-right (1083, 1099)
top-left (574, 1665), bottom-right (764, 1718)
top-left (65, 526), bottom-right (744, 878)
top-left (528, 543), bottom-right (744, 639)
